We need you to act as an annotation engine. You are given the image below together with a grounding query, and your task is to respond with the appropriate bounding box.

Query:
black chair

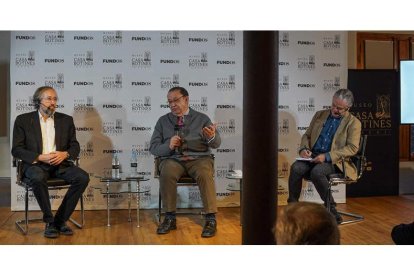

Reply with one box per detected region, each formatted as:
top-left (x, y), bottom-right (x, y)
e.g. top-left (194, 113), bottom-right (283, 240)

top-left (327, 134), bottom-right (368, 224)
top-left (154, 156), bottom-right (214, 223)
top-left (13, 158), bottom-right (85, 235)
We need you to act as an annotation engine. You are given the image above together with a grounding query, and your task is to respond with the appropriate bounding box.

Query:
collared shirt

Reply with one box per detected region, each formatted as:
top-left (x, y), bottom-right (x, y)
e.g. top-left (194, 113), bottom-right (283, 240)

top-left (312, 114), bottom-right (342, 162)
top-left (38, 111), bottom-right (56, 154)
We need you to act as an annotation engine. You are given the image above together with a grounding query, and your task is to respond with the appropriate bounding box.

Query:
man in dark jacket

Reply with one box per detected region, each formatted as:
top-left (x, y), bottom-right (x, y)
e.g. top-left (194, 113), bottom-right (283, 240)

top-left (12, 86), bottom-right (89, 238)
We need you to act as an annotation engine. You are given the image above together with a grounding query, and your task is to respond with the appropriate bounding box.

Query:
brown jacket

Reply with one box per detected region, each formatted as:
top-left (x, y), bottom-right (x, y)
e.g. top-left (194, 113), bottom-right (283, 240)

top-left (300, 109), bottom-right (362, 180)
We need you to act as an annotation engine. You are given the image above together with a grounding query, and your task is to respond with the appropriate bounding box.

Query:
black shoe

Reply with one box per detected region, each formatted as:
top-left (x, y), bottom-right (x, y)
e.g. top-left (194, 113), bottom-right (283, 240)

top-left (44, 223), bottom-right (59, 238)
top-left (201, 220), bottom-right (217, 238)
top-left (330, 207), bottom-right (343, 225)
top-left (157, 217), bottom-right (177, 234)
top-left (55, 222), bottom-right (73, 236)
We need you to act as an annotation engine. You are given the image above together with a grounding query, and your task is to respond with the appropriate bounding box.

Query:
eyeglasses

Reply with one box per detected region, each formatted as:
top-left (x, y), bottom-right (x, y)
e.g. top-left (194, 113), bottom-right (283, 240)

top-left (167, 95), bottom-right (185, 106)
top-left (42, 96), bottom-right (58, 102)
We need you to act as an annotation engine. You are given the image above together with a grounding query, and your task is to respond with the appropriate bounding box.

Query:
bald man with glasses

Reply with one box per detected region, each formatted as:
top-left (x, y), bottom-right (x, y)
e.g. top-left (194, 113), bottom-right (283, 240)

top-left (287, 89), bottom-right (362, 224)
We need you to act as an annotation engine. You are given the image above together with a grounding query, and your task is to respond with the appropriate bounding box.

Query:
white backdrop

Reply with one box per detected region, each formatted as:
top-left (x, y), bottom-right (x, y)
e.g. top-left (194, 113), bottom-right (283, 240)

top-left (10, 31), bottom-right (347, 211)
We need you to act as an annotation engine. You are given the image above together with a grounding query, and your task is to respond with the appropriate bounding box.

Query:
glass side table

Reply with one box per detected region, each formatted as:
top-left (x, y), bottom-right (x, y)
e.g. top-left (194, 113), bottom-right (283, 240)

top-left (92, 176), bottom-right (149, 227)
top-left (226, 172), bottom-right (243, 225)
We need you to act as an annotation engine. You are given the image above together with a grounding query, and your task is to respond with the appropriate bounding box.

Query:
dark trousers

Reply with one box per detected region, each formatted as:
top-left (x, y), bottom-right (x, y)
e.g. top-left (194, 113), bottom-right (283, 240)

top-left (24, 163), bottom-right (89, 224)
top-left (288, 161), bottom-right (336, 207)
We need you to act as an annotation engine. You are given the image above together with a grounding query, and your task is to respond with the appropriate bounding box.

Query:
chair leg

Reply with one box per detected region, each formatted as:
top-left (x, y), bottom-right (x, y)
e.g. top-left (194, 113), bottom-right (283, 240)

top-left (69, 194), bottom-right (84, 229)
top-left (15, 188), bottom-right (29, 235)
top-left (337, 211), bottom-right (364, 225)
top-left (158, 192), bottom-right (162, 224)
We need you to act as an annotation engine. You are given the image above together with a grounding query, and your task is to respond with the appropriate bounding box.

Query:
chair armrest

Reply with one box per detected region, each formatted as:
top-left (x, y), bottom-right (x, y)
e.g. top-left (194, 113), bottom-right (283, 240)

top-left (13, 158), bottom-right (24, 183)
top-left (154, 157), bottom-right (161, 178)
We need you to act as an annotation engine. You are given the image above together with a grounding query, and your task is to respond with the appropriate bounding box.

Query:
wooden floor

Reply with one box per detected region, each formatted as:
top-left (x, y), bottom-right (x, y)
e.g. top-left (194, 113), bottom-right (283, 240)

top-left (1, 195), bottom-right (413, 245)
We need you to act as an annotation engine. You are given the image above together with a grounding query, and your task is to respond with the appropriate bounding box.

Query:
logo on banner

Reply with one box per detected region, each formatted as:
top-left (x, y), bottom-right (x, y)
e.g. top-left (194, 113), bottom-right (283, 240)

top-left (216, 162), bottom-right (236, 178)
top-left (160, 31), bottom-right (180, 46)
top-left (217, 75), bottom-right (236, 91)
top-left (74, 51), bottom-right (94, 67)
top-left (189, 37), bottom-right (208, 43)
top-left (132, 142), bottom-right (151, 158)
top-left (73, 35), bottom-right (94, 41)
top-left (103, 58), bottom-right (123, 64)
top-left (131, 126), bottom-right (152, 132)
top-left (132, 51), bottom-right (152, 68)
top-left (217, 59), bottom-right (236, 65)
top-left (216, 119), bottom-right (236, 134)
top-left (278, 161), bottom-right (289, 178)
top-left (353, 95), bottom-right (391, 135)
top-left (80, 141), bottom-right (95, 158)
top-left (73, 80), bottom-right (94, 87)
top-left (189, 186), bottom-right (202, 203)
top-left (323, 62), bottom-right (341, 68)
top-left (103, 104), bottom-right (123, 109)
top-left (15, 50), bottom-right (36, 67)
top-left (278, 147), bottom-right (289, 153)
top-left (103, 31), bottom-right (123, 46)
top-left (74, 96), bottom-right (94, 112)
top-left (131, 81), bottom-right (151, 86)
top-left (323, 34), bottom-right (341, 50)
top-left (297, 82), bottom-right (316, 88)
top-left (103, 119), bottom-right (123, 135)
top-left (15, 35), bottom-right (36, 40)
top-left (297, 55), bottom-right (316, 70)
top-left (82, 186), bottom-right (95, 203)
top-left (15, 97), bottom-right (36, 113)
top-left (44, 58), bottom-right (64, 64)
top-left (103, 74), bottom-right (123, 90)
top-left (278, 105), bottom-right (289, 110)
top-left (279, 61), bottom-right (290, 67)
top-left (297, 40), bottom-right (315, 46)
top-left (131, 97), bottom-right (152, 112)
top-left (297, 98), bottom-right (315, 112)
top-left (45, 31), bottom-right (64, 44)
top-left (44, 73), bottom-right (64, 90)
top-left (216, 104), bottom-right (236, 109)
top-left (188, 52), bottom-right (208, 69)
top-left (279, 75), bottom-right (290, 91)
top-left (160, 74), bottom-right (180, 89)
top-left (302, 182), bottom-right (316, 200)
top-left (15, 81), bottom-right (36, 86)
top-left (216, 148), bottom-right (236, 153)
top-left (323, 76), bottom-right (341, 92)
top-left (217, 31), bottom-right (236, 47)
top-left (189, 97), bottom-right (208, 112)
top-left (189, 81), bottom-right (208, 87)
top-left (132, 36), bottom-right (152, 42)
top-left (278, 119), bottom-right (289, 135)
top-left (279, 32), bottom-right (289, 47)
top-left (160, 58), bottom-right (180, 64)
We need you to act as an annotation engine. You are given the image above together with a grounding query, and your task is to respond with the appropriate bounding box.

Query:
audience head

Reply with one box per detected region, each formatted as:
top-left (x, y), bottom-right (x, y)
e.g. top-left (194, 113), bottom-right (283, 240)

top-left (274, 202), bottom-right (340, 245)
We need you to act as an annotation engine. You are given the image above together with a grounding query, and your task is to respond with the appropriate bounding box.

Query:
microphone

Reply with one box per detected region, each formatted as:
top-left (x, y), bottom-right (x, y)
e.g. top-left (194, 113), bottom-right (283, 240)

top-left (174, 124), bottom-right (181, 154)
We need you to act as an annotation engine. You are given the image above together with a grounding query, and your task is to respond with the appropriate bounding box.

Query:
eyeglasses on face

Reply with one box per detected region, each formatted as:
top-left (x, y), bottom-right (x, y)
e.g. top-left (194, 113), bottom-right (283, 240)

top-left (42, 96), bottom-right (58, 102)
top-left (167, 95), bottom-right (185, 106)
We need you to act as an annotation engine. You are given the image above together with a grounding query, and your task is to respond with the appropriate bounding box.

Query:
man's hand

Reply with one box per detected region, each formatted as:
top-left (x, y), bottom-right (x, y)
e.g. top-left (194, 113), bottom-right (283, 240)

top-left (311, 154), bottom-right (326, 164)
top-left (169, 135), bottom-right (182, 150)
top-left (299, 149), bottom-right (312, 158)
top-left (38, 151), bottom-right (68, 166)
top-left (202, 124), bottom-right (216, 139)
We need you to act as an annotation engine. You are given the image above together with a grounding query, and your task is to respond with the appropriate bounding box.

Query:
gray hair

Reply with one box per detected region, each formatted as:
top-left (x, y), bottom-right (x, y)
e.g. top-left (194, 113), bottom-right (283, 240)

top-left (32, 86), bottom-right (56, 109)
top-left (333, 89), bottom-right (354, 107)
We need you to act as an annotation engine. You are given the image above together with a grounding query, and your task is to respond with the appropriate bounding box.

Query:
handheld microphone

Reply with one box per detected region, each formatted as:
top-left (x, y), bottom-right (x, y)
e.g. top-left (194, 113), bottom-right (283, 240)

top-left (174, 124), bottom-right (181, 154)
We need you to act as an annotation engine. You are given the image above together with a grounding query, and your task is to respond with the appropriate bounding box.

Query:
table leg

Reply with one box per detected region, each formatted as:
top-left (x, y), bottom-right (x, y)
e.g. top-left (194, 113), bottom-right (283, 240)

top-left (136, 181), bottom-right (140, 228)
top-left (128, 181), bottom-right (132, 222)
top-left (106, 182), bottom-right (111, 227)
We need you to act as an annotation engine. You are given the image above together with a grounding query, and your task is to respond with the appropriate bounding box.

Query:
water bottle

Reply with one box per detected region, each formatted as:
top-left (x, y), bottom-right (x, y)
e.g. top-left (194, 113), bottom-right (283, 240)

top-left (112, 153), bottom-right (120, 179)
top-left (130, 150), bottom-right (138, 177)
